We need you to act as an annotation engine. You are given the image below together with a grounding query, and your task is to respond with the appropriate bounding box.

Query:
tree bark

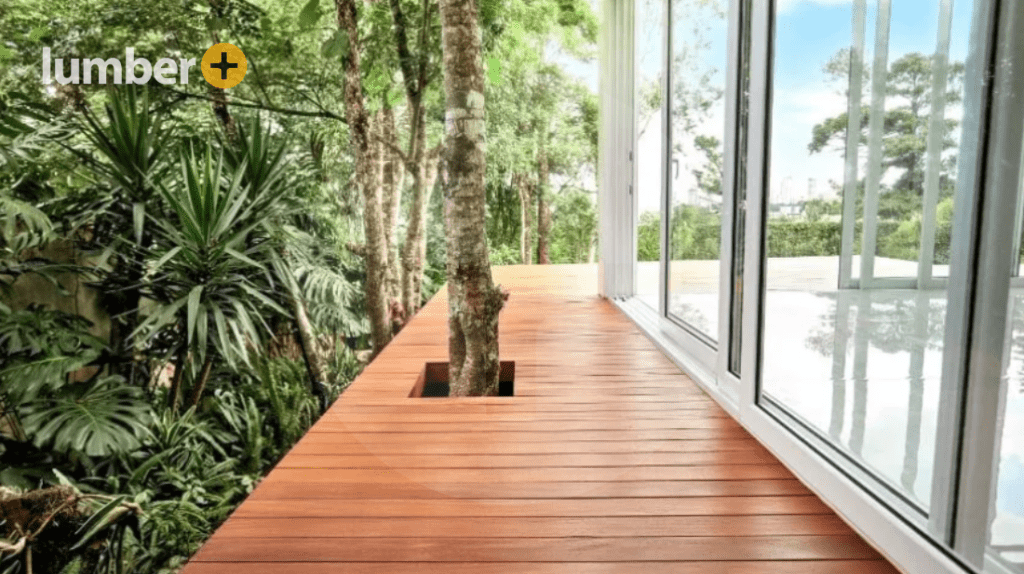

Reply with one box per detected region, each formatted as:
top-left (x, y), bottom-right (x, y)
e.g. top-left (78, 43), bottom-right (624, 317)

top-left (402, 143), bottom-right (440, 314)
top-left (381, 105), bottom-right (405, 322)
top-left (439, 0), bottom-right (505, 396)
top-left (536, 148), bottom-right (551, 264)
top-left (187, 354), bottom-right (214, 408)
top-left (167, 345), bottom-right (186, 412)
top-left (390, 0), bottom-right (439, 319)
top-left (336, 0), bottom-right (393, 358)
top-left (209, 85), bottom-right (238, 141)
top-left (207, 27), bottom-right (238, 141)
top-left (291, 293), bottom-right (330, 410)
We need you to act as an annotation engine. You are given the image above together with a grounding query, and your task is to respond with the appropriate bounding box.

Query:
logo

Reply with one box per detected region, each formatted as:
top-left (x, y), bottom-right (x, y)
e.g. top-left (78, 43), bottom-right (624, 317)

top-left (201, 43), bottom-right (247, 89)
top-left (41, 44), bottom-right (247, 88)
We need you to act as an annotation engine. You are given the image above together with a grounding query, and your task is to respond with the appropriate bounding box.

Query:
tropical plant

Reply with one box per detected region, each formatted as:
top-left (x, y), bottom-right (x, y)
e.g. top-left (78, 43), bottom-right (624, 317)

top-left (0, 304), bottom-right (149, 473)
top-left (136, 145), bottom-right (290, 410)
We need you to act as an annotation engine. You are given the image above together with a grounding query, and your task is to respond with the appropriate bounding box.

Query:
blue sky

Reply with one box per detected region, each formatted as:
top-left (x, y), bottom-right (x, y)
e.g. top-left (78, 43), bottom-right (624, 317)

top-left (770, 0), bottom-right (973, 203)
top-left (633, 0), bottom-right (976, 212)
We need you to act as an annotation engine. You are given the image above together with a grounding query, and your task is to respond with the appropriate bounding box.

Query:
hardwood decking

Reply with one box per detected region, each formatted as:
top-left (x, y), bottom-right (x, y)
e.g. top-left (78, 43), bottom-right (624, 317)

top-left (181, 264), bottom-right (900, 574)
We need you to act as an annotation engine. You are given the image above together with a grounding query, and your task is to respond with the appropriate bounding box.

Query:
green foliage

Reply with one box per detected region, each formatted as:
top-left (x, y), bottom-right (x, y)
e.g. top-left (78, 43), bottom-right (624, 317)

top-left (0, 304), bottom-right (149, 461)
top-left (549, 190), bottom-right (596, 263)
top-left (488, 244), bottom-right (521, 266)
top-left (21, 378), bottom-right (149, 458)
top-left (803, 198), bottom-right (842, 222)
top-left (767, 220), bottom-right (844, 258)
top-left (637, 211), bottom-right (660, 262)
top-left (138, 146), bottom-right (290, 372)
top-left (0, 305), bottom-right (104, 404)
top-left (669, 205), bottom-right (720, 260)
top-left (810, 52), bottom-right (965, 197)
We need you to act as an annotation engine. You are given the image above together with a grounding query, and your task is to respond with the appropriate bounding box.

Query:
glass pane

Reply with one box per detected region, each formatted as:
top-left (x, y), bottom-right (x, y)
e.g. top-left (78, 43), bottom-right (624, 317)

top-left (988, 149), bottom-right (1024, 574)
top-left (760, 0), bottom-right (976, 512)
top-left (635, 0), bottom-right (665, 310)
top-left (666, 0), bottom-right (727, 341)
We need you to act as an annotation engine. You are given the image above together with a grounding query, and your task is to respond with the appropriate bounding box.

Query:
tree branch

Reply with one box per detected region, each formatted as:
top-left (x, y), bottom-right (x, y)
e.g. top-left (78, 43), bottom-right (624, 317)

top-left (156, 86), bottom-right (347, 123)
top-left (346, 243), bottom-right (367, 257)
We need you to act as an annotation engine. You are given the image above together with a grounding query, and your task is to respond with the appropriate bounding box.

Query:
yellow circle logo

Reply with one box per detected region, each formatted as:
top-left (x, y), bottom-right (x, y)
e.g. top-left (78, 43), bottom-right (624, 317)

top-left (201, 43), bottom-right (247, 89)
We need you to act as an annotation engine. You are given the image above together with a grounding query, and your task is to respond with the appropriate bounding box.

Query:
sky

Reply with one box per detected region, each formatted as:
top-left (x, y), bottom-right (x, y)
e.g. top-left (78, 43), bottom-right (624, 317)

top-left (633, 0), bottom-right (975, 214)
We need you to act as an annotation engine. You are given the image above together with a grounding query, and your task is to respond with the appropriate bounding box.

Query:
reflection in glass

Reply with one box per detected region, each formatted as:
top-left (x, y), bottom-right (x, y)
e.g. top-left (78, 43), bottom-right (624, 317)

top-left (666, 0), bottom-right (727, 340)
top-left (635, 0), bottom-right (665, 310)
top-left (987, 152), bottom-right (1024, 574)
top-left (761, 0), bottom-right (975, 510)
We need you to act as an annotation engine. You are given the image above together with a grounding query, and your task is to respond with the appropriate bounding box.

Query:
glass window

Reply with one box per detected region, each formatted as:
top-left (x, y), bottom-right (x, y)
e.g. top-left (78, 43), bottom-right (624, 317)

top-left (666, 0), bottom-right (728, 341)
top-left (987, 147), bottom-right (1024, 574)
top-left (635, 0), bottom-right (665, 310)
top-left (760, 0), bottom-right (975, 512)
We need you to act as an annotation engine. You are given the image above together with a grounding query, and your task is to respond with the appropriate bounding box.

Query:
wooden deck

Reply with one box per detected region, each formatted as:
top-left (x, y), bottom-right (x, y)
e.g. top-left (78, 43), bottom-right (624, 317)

top-left (181, 264), bottom-right (900, 574)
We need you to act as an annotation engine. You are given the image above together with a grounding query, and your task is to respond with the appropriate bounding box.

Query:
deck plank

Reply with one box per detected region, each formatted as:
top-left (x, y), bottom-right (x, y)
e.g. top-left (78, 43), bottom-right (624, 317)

top-left (179, 265), bottom-right (899, 573)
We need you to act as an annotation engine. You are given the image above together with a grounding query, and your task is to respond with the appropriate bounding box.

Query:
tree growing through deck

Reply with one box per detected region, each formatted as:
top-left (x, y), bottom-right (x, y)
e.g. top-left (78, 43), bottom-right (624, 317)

top-left (439, 0), bottom-right (506, 396)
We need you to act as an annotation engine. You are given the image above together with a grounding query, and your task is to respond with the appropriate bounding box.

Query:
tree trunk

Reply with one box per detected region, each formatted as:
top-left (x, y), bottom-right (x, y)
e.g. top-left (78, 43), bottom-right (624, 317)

top-left (515, 173), bottom-right (533, 264)
top-left (291, 293), bottom-right (330, 410)
top-left (536, 149), bottom-right (551, 264)
top-left (402, 142), bottom-right (440, 315)
top-left (167, 346), bottom-right (186, 412)
top-left (187, 354), bottom-right (214, 408)
top-left (390, 0), bottom-right (439, 319)
top-left (381, 105), bottom-right (406, 325)
top-left (336, 0), bottom-right (393, 358)
top-left (439, 0), bottom-right (505, 396)
top-left (209, 85), bottom-right (238, 141)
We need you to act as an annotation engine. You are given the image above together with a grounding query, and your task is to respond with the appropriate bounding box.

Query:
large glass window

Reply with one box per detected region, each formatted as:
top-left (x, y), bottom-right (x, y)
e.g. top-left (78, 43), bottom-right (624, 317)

top-left (635, 0), bottom-right (665, 310)
top-left (988, 147), bottom-right (1024, 574)
top-left (615, 0), bottom-right (1024, 570)
top-left (666, 0), bottom-right (728, 341)
top-left (760, 0), bottom-right (974, 512)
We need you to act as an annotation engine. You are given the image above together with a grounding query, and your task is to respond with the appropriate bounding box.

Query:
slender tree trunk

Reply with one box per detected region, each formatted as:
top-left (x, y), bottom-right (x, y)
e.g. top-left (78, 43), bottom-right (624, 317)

top-left (439, 0), bottom-right (505, 396)
top-left (381, 105), bottom-right (406, 326)
top-left (187, 354), bottom-right (214, 408)
top-left (402, 143), bottom-right (440, 315)
top-left (167, 346), bottom-right (186, 412)
top-left (209, 85), bottom-right (238, 140)
top-left (536, 149), bottom-right (551, 264)
top-left (207, 28), bottom-right (238, 140)
top-left (336, 0), bottom-right (392, 358)
top-left (291, 293), bottom-right (330, 410)
top-left (390, 0), bottom-right (438, 319)
top-left (515, 173), bottom-right (533, 264)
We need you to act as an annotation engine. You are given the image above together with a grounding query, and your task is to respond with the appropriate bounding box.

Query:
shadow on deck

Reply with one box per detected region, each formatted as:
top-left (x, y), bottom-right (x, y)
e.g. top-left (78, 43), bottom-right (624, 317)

top-left (180, 264), bottom-right (899, 574)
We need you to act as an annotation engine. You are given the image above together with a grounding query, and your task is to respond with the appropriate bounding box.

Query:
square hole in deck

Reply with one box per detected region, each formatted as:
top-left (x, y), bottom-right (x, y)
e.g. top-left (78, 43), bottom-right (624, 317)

top-left (409, 361), bottom-right (515, 397)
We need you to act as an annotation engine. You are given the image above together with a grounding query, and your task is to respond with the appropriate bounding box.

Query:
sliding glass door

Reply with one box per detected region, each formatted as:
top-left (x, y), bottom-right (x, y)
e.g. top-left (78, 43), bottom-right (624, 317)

top-left (608, 0), bottom-right (1024, 570)
top-left (756, 0), bottom-right (1024, 572)
top-left (758, 0), bottom-right (974, 512)
top-left (634, 0), bottom-right (665, 310)
top-left (665, 0), bottom-right (728, 342)
top-left (626, 0), bottom-right (740, 398)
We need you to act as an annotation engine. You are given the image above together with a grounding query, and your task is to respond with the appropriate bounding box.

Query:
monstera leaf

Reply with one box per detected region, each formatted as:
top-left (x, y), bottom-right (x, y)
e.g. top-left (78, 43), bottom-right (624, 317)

top-left (21, 377), bottom-right (150, 457)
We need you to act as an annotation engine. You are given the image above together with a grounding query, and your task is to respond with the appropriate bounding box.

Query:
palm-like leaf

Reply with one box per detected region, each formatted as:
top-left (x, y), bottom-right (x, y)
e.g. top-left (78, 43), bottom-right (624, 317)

top-left (78, 87), bottom-right (168, 198)
top-left (0, 304), bottom-right (106, 404)
top-left (135, 146), bottom-right (291, 370)
top-left (0, 92), bottom-right (65, 172)
top-left (0, 195), bottom-right (54, 255)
